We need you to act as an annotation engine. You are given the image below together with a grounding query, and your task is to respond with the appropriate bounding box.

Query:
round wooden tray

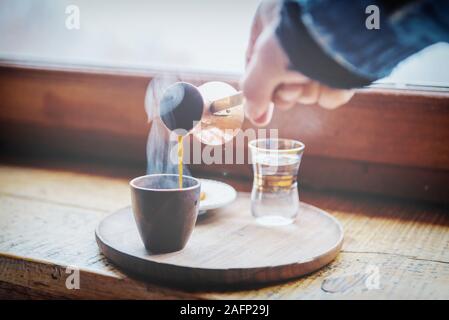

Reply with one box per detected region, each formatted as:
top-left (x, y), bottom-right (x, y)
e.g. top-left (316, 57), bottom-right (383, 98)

top-left (96, 195), bottom-right (343, 289)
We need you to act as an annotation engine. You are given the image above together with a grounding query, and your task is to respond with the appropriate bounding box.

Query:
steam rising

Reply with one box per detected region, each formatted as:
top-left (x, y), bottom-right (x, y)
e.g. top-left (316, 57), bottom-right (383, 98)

top-left (144, 77), bottom-right (191, 183)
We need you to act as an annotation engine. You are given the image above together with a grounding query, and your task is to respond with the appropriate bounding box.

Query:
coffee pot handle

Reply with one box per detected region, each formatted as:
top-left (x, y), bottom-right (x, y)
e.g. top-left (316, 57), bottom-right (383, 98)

top-left (209, 91), bottom-right (244, 114)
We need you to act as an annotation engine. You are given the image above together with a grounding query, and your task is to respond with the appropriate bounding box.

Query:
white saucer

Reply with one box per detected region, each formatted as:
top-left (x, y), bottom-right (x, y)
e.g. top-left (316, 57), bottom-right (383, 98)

top-left (198, 179), bottom-right (237, 216)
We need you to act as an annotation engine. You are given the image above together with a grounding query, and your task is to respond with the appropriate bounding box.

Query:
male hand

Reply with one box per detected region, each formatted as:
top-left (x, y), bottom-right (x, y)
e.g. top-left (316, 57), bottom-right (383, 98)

top-left (241, 0), bottom-right (354, 126)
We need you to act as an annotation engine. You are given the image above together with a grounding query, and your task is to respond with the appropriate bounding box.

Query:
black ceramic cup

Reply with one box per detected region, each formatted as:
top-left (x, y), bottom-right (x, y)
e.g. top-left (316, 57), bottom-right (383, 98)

top-left (130, 174), bottom-right (201, 254)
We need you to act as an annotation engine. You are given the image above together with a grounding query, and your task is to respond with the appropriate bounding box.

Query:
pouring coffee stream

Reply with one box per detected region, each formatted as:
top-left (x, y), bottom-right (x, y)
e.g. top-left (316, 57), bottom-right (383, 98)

top-left (159, 81), bottom-right (245, 189)
top-left (177, 135), bottom-right (184, 188)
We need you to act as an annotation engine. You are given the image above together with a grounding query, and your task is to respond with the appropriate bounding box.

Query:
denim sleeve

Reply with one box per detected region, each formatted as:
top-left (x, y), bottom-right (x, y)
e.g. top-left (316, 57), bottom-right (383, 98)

top-left (276, 0), bottom-right (449, 89)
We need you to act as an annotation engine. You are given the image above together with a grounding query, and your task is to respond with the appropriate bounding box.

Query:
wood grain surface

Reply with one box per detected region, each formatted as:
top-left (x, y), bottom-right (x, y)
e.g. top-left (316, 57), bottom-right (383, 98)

top-left (96, 203), bottom-right (343, 288)
top-left (1, 163), bottom-right (449, 299)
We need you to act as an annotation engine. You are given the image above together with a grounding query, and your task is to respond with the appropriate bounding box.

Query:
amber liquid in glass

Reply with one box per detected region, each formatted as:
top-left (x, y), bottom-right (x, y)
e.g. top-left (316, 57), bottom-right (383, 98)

top-left (253, 154), bottom-right (300, 192)
top-left (251, 153), bottom-right (301, 226)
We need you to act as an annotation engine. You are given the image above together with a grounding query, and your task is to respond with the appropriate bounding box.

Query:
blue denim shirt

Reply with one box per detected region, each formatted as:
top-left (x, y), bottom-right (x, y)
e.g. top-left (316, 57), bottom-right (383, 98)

top-left (276, 0), bottom-right (449, 88)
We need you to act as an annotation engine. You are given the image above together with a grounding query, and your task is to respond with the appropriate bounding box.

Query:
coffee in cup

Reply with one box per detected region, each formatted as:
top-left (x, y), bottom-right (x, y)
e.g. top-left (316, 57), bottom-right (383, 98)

top-left (130, 174), bottom-right (201, 253)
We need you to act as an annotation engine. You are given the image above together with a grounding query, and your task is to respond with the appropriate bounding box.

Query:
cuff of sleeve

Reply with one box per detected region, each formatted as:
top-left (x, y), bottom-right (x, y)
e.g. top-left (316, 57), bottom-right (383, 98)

top-left (276, 1), bottom-right (374, 89)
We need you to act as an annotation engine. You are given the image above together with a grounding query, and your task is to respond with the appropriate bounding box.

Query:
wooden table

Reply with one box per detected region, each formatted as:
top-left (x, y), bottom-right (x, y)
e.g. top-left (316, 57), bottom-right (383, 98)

top-left (1, 161), bottom-right (448, 299)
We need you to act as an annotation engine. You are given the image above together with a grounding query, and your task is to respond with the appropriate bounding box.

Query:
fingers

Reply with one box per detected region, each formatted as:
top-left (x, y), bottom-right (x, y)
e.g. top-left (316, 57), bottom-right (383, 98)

top-left (318, 86), bottom-right (355, 109)
top-left (241, 52), bottom-right (278, 125)
top-left (273, 82), bottom-right (355, 111)
top-left (284, 82), bottom-right (353, 109)
top-left (273, 84), bottom-right (303, 111)
top-left (252, 103), bottom-right (274, 126)
top-left (298, 82), bottom-right (321, 105)
top-left (242, 27), bottom-right (312, 126)
top-left (243, 5), bottom-right (355, 126)
top-left (241, 30), bottom-right (287, 126)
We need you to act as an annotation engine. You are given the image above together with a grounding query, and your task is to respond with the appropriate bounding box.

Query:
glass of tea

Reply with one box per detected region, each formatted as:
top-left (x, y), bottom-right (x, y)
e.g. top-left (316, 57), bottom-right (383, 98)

top-left (249, 138), bottom-right (305, 226)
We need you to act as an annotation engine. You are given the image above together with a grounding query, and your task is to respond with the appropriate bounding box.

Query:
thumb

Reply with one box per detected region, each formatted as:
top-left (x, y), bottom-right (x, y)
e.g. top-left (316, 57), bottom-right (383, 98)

top-left (245, 5), bottom-right (263, 66)
top-left (241, 32), bottom-right (280, 126)
top-left (246, 0), bottom-right (280, 66)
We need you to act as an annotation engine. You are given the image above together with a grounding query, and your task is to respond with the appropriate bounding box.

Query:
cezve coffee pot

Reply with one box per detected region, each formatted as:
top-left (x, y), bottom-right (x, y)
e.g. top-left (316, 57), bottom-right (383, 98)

top-left (159, 81), bottom-right (244, 145)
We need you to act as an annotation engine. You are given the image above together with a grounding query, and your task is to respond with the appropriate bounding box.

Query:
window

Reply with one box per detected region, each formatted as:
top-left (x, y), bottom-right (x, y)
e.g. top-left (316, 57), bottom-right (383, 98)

top-left (1, 0), bottom-right (448, 87)
top-left (0, 0), bottom-right (259, 75)
top-left (376, 43), bottom-right (449, 89)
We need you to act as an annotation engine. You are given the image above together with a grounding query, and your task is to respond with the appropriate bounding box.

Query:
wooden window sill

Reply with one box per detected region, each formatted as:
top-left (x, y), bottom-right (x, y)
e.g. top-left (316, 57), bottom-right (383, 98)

top-left (0, 161), bottom-right (448, 299)
top-left (1, 62), bottom-right (449, 205)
